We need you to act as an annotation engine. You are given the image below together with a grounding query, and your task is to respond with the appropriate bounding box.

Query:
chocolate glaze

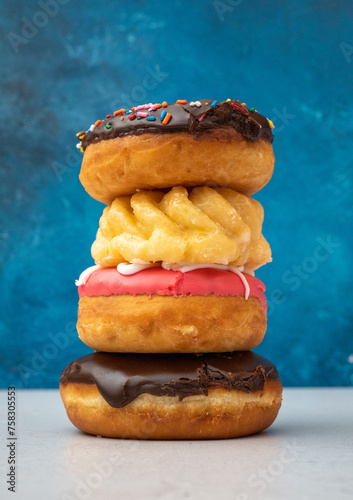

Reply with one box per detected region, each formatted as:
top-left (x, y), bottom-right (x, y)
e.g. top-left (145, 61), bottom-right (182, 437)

top-left (60, 351), bottom-right (279, 408)
top-left (79, 99), bottom-right (273, 151)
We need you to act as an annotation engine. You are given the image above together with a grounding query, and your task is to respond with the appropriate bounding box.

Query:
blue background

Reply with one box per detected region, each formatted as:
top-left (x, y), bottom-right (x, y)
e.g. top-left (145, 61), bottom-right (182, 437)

top-left (1, 0), bottom-right (352, 388)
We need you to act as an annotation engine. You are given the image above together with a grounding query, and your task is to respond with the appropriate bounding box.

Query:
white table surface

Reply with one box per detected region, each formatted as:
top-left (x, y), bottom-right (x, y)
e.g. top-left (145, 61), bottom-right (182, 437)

top-left (0, 388), bottom-right (352, 500)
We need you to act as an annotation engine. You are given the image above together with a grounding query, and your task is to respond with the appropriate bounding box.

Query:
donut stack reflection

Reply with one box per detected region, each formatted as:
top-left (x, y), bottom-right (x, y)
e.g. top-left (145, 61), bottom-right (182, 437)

top-left (60, 99), bottom-right (283, 439)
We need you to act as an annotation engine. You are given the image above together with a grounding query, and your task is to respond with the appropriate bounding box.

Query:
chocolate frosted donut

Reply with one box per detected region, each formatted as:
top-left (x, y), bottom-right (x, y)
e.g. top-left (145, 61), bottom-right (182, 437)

top-left (60, 351), bottom-right (282, 439)
top-left (79, 99), bottom-right (273, 148)
top-left (77, 99), bottom-right (275, 203)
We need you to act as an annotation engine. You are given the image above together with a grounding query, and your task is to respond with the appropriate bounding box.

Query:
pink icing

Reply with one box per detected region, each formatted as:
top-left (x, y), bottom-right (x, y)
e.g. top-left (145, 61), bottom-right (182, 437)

top-left (78, 268), bottom-right (267, 313)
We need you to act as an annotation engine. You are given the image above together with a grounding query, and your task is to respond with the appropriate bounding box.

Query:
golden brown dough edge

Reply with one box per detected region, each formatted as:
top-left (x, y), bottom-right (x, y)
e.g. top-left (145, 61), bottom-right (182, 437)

top-left (77, 294), bottom-right (267, 353)
top-left (79, 131), bottom-right (275, 204)
top-left (60, 380), bottom-right (282, 439)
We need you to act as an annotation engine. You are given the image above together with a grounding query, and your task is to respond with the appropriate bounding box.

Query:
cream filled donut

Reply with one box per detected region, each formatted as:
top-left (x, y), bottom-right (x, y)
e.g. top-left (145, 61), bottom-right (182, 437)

top-left (60, 351), bottom-right (282, 439)
top-left (91, 186), bottom-right (272, 271)
top-left (77, 99), bottom-right (275, 203)
top-left (76, 266), bottom-right (268, 353)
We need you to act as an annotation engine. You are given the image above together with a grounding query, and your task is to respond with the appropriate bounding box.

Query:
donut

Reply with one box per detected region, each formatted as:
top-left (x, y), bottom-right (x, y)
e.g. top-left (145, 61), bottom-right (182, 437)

top-left (76, 99), bottom-right (275, 204)
top-left (60, 351), bottom-right (282, 439)
top-left (91, 186), bottom-right (271, 271)
top-left (76, 266), bottom-right (267, 353)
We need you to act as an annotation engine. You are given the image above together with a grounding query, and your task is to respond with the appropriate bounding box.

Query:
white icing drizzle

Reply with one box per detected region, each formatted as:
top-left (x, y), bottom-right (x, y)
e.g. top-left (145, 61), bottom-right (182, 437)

top-left (75, 265), bottom-right (103, 286)
top-left (161, 262), bottom-right (240, 273)
top-left (229, 267), bottom-right (250, 300)
top-left (116, 262), bottom-right (251, 299)
top-left (117, 262), bottom-right (159, 275)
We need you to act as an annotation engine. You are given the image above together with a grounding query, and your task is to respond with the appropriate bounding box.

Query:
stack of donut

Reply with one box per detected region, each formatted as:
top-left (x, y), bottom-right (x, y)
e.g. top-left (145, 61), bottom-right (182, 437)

top-left (60, 98), bottom-right (282, 439)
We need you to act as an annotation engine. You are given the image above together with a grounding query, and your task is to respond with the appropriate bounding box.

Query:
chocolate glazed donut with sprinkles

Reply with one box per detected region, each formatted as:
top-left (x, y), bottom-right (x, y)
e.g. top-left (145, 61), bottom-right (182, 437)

top-left (77, 98), bottom-right (276, 204)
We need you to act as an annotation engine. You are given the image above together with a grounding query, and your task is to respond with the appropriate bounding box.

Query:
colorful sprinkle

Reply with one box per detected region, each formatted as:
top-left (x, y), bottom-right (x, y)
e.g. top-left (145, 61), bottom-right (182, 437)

top-left (129, 114), bottom-right (136, 120)
top-left (250, 108), bottom-right (255, 112)
top-left (195, 101), bottom-right (202, 107)
top-left (89, 124), bottom-right (95, 132)
top-left (80, 147), bottom-right (84, 153)
top-left (147, 116), bottom-right (156, 121)
top-left (162, 101), bottom-right (168, 107)
top-left (137, 116), bottom-right (142, 120)
top-left (76, 130), bottom-right (85, 137)
top-left (79, 135), bottom-right (84, 140)
top-left (160, 110), bottom-right (167, 121)
top-left (137, 111), bottom-right (148, 118)
top-left (210, 100), bottom-right (218, 108)
top-left (205, 102), bottom-right (209, 105)
top-left (268, 119), bottom-right (275, 129)
top-left (162, 112), bottom-right (172, 125)
top-left (226, 99), bottom-right (231, 102)
top-left (176, 100), bottom-right (187, 104)
top-left (94, 120), bottom-right (102, 127)
top-left (231, 103), bottom-right (247, 114)
top-left (241, 103), bottom-right (247, 107)
top-left (120, 116), bottom-right (124, 121)
top-left (155, 103), bottom-right (162, 109)
top-left (135, 104), bottom-right (150, 110)
top-left (190, 101), bottom-right (195, 106)
top-left (113, 109), bottom-right (126, 116)
top-left (198, 113), bottom-right (206, 122)
top-left (76, 143), bottom-right (81, 149)
top-left (106, 114), bottom-right (111, 119)
top-left (105, 124), bottom-right (112, 129)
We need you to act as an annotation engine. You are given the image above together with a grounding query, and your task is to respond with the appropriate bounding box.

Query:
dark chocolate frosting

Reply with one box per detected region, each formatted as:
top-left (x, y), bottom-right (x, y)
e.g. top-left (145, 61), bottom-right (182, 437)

top-left (60, 351), bottom-right (279, 408)
top-left (77, 99), bottom-right (274, 151)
